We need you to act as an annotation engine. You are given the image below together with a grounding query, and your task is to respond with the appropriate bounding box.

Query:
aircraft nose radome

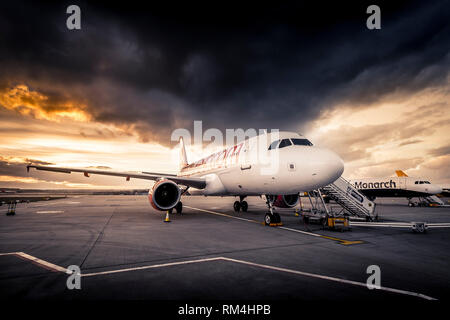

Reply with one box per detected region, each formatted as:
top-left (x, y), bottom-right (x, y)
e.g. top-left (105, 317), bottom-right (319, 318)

top-left (434, 186), bottom-right (443, 194)
top-left (315, 148), bottom-right (344, 185)
top-left (329, 150), bottom-right (344, 180)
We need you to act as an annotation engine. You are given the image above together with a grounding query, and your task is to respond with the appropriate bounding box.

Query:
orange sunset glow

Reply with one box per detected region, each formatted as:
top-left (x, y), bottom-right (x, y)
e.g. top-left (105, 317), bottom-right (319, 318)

top-left (0, 1), bottom-right (449, 189)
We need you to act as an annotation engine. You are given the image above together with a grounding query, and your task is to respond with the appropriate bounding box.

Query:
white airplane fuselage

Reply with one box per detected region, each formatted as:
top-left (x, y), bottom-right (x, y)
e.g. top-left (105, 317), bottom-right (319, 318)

top-left (178, 132), bottom-right (344, 196)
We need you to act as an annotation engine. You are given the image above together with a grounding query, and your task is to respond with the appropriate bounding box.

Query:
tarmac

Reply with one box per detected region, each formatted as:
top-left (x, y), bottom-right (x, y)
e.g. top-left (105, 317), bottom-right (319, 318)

top-left (0, 195), bottom-right (449, 302)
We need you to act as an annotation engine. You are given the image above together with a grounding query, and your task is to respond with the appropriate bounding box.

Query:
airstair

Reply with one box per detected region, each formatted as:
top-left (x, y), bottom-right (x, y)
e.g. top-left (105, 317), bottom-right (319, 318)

top-left (321, 177), bottom-right (376, 220)
top-left (423, 195), bottom-right (445, 206)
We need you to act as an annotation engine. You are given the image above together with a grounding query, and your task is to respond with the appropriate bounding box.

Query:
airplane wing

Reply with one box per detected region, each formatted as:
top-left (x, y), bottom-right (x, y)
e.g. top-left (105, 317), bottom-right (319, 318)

top-left (26, 165), bottom-right (206, 189)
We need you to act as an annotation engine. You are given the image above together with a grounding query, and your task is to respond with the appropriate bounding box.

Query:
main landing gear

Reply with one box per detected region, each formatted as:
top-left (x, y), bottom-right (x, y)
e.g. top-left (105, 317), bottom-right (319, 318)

top-left (233, 196), bottom-right (248, 212)
top-left (264, 196), bottom-right (281, 226)
top-left (168, 201), bottom-right (183, 214)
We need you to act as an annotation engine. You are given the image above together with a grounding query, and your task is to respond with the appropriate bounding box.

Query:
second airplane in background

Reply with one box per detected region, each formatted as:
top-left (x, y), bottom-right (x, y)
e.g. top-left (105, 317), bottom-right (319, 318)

top-left (350, 170), bottom-right (443, 206)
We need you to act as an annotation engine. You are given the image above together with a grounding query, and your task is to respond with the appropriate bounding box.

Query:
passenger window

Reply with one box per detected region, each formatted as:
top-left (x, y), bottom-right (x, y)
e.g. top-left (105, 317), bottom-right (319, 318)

top-left (268, 140), bottom-right (280, 150)
top-left (291, 138), bottom-right (313, 146)
top-left (278, 139), bottom-right (292, 148)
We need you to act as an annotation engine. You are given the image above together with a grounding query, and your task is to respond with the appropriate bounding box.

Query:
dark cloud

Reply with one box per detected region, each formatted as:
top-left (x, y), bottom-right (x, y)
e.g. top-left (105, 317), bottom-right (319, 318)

top-left (0, 1), bottom-right (448, 145)
top-left (428, 145), bottom-right (450, 157)
top-left (398, 139), bottom-right (424, 147)
top-left (25, 159), bottom-right (54, 166)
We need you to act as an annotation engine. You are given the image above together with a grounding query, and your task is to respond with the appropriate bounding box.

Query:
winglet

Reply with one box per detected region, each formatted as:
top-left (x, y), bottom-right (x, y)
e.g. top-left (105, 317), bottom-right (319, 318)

top-left (395, 170), bottom-right (408, 177)
top-left (179, 137), bottom-right (188, 170)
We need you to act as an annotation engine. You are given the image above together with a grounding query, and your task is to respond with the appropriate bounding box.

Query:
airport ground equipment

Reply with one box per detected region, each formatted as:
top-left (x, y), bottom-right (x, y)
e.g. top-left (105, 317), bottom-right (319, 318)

top-left (321, 177), bottom-right (376, 220)
top-left (299, 205), bottom-right (351, 232)
top-left (298, 191), bottom-right (351, 232)
top-left (408, 195), bottom-right (445, 207)
top-left (325, 216), bottom-right (351, 232)
top-left (349, 221), bottom-right (430, 233)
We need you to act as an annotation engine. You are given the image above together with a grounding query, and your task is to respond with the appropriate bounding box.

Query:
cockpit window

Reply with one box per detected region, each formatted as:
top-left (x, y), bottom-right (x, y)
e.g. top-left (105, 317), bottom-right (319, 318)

top-left (291, 138), bottom-right (313, 146)
top-left (278, 139), bottom-right (292, 148)
top-left (424, 181), bottom-right (430, 184)
top-left (268, 140), bottom-right (280, 150)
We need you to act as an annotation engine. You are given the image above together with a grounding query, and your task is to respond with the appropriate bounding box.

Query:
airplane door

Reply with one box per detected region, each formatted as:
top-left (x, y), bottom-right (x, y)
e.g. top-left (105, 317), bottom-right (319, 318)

top-left (240, 140), bottom-right (251, 172)
top-left (238, 140), bottom-right (253, 192)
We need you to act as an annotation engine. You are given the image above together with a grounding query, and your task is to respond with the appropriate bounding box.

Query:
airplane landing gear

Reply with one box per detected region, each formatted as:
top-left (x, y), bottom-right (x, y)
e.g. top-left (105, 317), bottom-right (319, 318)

top-left (233, 196), bottom-right (248, 212)
top-left (264, 212), bottom-right (281, 225)
top-left (264, 195), bottom-right (281, 225)
top-left (168, 201), bottom-right (183, 214)
top-left (175, 201), bottom-right (183, 214)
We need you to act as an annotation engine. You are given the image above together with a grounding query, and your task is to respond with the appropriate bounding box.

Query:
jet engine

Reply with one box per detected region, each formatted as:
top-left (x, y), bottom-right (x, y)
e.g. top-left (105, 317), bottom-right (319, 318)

top-left (148, 179), bottom-right (181, 211)
top-left (268, 194), bottom-right (299, 208)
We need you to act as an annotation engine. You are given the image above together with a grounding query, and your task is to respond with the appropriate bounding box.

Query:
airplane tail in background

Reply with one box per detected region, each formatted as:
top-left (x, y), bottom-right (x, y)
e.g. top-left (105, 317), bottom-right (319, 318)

top-left (179, 137), bottom-right (188, 170)
top-left (396, 170), bottom-right (408, 177)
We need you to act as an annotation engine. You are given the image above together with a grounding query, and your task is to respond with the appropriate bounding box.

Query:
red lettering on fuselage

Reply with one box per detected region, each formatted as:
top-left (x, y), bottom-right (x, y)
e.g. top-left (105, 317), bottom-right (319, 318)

top-left (181, 142), bottom-right (244, 174)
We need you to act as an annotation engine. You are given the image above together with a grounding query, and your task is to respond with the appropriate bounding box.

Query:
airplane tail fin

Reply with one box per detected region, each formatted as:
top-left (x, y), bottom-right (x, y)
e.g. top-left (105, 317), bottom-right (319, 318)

top-left (179, 137), bottom-right (188, 170)
top-left (395, 170), bottom-right (408, 177)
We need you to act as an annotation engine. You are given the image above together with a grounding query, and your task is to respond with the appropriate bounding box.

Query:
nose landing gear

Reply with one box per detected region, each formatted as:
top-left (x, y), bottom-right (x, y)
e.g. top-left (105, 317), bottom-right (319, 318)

top-left (264, 196), bottom-right (282, 226)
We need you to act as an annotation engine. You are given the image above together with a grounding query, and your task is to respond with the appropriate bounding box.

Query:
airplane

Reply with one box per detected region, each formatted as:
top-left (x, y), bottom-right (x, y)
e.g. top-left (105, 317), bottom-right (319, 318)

top-left (436, 184), bottom-right (450, 197)
top-left (26, 131), bottom-right (344, 225)
top-left (349, 170), bottom-right (443, 206)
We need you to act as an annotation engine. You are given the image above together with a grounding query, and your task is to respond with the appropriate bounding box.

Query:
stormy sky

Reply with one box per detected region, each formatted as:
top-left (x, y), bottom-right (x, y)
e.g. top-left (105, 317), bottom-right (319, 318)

top-left (0, 0), bottom-right (449, 188)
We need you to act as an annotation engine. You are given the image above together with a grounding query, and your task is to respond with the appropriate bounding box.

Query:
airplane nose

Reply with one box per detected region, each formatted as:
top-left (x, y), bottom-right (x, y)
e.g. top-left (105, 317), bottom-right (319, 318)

top-left (328, 150), bottom-right (345, 181)
top-left (314, 148), bottom-right (344, 185)
top-left (434, 186), bottom-right (443, 194)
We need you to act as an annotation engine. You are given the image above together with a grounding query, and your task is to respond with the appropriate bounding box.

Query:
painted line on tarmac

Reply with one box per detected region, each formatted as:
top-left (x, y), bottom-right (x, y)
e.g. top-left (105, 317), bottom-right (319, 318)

top-left (351, 222), bottom-right (450, 229)
top-left (0, 252), bottom-right (67, 273)
top-left (36, 210), bottom-right (64, 214)
top-left (185, 206), bottom-right (362, 245)
top-left (0, 252), bottom-right (20, 256)
top-left (220, 257), bottom-right (437, 301)
top-left (83, 255), bottom-right (436, 301)
top-left (184, 206), bottom-right (260, 224)
top-left (82, 257), bottom-right (225, 277)
top-left (0, 252), bottom-right (436, 300)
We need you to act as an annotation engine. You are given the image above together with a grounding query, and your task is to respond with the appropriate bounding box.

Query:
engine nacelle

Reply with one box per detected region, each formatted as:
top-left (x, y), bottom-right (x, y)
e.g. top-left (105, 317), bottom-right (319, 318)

top-left (268, 194), bottom-right (299, 208)
top-left (148, 179), bottom-right (181, 211)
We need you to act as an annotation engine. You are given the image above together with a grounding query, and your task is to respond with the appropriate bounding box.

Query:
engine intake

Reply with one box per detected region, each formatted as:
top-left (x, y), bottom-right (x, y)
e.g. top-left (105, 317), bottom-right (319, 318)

top-left (148, 180), bottom-right (181, 211)
top-left (268, 194), bottom-right (299, 208)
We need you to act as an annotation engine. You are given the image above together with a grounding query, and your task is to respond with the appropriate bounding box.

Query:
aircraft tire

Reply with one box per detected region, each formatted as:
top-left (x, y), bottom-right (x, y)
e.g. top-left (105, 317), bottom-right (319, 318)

top-left (241, 201), bottom-right (248, 212)
top-left (175, 201), bottom-right (183, 214)
top-left (233, 201), bottom-right (241, 212)
top-left (264, 213), bottom-right (272, 225)
top-left (273, 212), bottom-right (281, 223)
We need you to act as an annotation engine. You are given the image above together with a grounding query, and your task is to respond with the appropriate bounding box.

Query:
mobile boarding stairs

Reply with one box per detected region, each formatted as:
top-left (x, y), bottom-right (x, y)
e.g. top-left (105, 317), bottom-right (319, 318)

top-left (303, 176), bottom-right (377, 221)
